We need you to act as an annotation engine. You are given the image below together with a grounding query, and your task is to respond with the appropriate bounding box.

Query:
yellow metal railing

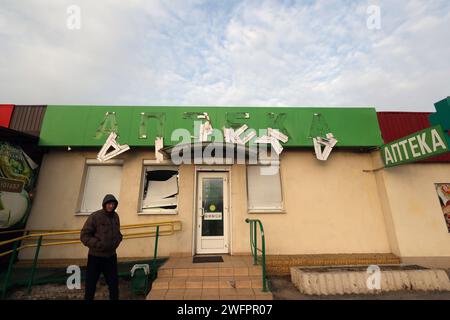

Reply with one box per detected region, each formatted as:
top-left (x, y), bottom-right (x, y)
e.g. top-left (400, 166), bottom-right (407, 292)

top-left (0, 221), bottom-right (181, 257)
top-left (0, 220), bottom-right (182, 299)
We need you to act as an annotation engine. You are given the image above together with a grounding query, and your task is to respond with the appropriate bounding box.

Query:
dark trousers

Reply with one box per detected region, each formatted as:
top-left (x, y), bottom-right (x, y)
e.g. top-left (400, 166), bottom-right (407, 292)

top-left (84, 254), bottom-right (119, 300)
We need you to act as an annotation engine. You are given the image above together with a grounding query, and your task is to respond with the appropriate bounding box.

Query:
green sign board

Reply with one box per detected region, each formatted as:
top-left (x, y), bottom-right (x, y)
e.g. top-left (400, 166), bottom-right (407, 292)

top-left (38, 105), bottom-right (383, 148)
top-left (381, 125), bottom-right (449, 168)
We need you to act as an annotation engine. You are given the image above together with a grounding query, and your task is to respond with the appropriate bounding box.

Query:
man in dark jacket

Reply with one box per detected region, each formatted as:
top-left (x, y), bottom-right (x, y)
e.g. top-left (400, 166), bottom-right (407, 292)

top-left (80, 194), bottom-right (123, 300)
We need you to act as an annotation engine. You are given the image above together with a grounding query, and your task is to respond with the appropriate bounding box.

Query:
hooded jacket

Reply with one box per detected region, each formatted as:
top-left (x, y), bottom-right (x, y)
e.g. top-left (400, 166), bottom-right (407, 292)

top-left (80, 194), bottom-right (123, 257)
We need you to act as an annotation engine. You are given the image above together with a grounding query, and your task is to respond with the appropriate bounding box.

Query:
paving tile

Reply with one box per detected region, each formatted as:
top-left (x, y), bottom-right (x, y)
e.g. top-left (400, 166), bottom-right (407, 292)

top-left (167, 289), bottom-right (186, 295)
top-left (173, 268), bottom-right (189, 277)
top-left (235, 279), bottom-right (252, 288)
top-left (185, 280), bottom-right (203, 289)
top-left (252, 288), bottom-right (271, 296)
top-left (206, 263), bottom-right (220, 268)
top-left (203, 268), bottom-right (219, 277)
top-left (219, 279), bottom-right (235, 289)
top-left (232, 264), bottom-right (247, 269)
top-left (234, 267), bottom-right (249, 276)
top-left (202, 288), bottom-right (219, 296)
top-left (158, 269), bottom-right (173, 278)
top-left (254, 294), bottom-right (273, 300)
top-left (248, 266), bottom-right (263, 276)
top-left (169, 279), bottom-right (186, 289)
top-left (219, 295), bottom-right (238, 300)
top-left (236, 288), bottom-right (254, 295)
top-left (251, 280), bottom-right (263, 289)
top-left (152, 280), bottom-right (169, 290)
top-left (160, 262), bottom-right (175, 269)
top-left (184, 289), bottom-right (202, 295)
top-left (146, 291), bottom-right (167, 300)
top-left (202, 280), bottom-right (219, 289)
top-left (188, 268), bottom-right (204, 277)
top-left (184, 294), bottom-right (202, 300)
top-left (201, 295), bottom-right (219, 300)
top-left (235, 295), bottom-right (255, 300)
top-left (148, 289), bottom-right (167, 297)
top-left (191, 263), bottom-right (204, 268)
top-left (218, 263), bottom-right (234, 269)
top-left (219, 268), bottom-right (234, 277)
top-left (165, 294), bottom-right (184, 300)
top-left (219, 288), bottom-right (239, 296)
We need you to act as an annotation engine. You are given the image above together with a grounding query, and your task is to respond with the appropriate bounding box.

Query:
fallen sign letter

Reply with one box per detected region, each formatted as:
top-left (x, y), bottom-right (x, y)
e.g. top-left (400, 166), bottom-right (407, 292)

top-left (224, 124), bottom-right (256, 145)
top-left (382, 125), bottom-right (449, 168)
top-left (254, 128), bottom-right (289, 155)
top-left (97, 132), bottom-right (130, 162)
top-left (313, 133), bottom-right (338, 161)
top-left (198, 112), bottom-right (213, 142)
top-left (155, 137), bottom-right (164, 162)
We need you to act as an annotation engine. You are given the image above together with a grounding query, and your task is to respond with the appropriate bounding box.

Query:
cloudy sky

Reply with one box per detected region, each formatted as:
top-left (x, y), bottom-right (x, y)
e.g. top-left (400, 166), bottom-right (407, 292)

top-left (0, 0), bottom-right (449, 111)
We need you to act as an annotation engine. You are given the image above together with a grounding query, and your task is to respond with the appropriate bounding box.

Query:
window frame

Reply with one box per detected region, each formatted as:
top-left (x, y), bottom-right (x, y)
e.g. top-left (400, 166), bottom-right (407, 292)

top-left (246, 162), bottom-right (285, 214)
top-left (76, 159), bottom-right (123, 216)
top-left (138, 160), bottom-right (180, 215)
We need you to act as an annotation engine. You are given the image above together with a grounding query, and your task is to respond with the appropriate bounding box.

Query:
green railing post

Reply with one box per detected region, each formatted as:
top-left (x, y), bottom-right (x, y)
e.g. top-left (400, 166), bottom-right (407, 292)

top-left (245, 219), bottom-right (268, 293)
top-left (151, 226), bottom-right (159, 280)
top-left (249, 220), bottom-right (254, 256)
top-left (1, 240), bottom-right (19, 300)
top-left (260, 223), bottom-right (268, 292)
top-left (253, 222), bottom-right (257, 265)
top-left (27, 236), bottom-right (43, 295)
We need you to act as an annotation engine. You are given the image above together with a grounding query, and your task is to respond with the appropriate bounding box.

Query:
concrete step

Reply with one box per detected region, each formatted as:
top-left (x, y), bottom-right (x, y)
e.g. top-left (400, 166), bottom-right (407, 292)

top-left (147, 288), bottom-right (273, 300)
top-left (158, 266), bottom-right (262, 278)
top-left (152, 276), bottom-right (264, 290)
top-left (147, 255), bottom-right (272, 300)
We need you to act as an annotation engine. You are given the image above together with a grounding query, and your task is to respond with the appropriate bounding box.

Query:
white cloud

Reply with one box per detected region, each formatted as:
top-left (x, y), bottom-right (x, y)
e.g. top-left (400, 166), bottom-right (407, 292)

top-left (0, 0), bottom-right (449, 111)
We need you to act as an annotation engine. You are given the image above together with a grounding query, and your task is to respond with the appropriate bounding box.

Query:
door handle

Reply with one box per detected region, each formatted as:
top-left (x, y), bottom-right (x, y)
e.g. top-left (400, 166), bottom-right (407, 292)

top-left (200, 207), bottom-right (205, 217)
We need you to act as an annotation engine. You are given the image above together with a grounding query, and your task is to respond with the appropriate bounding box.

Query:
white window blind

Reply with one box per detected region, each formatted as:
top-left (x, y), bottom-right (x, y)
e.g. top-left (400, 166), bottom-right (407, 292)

top-left (80, 165), bottom-right (122, 213)
top-left (247, 165), bottom-right (283, 211)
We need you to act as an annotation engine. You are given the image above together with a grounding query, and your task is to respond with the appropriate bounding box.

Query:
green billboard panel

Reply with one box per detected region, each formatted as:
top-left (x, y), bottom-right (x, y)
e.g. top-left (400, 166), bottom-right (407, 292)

top-left (38, 105), bottom-right (383, 148)
top-left (381, 125), bottom-right (449, 168)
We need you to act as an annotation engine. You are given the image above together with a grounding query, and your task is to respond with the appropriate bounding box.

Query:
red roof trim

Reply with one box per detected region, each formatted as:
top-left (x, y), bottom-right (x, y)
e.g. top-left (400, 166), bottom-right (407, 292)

top-left (0, 104), bottom-right (14, 128)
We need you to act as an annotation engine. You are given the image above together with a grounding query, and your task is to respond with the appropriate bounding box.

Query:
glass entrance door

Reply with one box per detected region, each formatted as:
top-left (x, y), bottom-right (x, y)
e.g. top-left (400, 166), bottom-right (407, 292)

top-left (196, 172), bottom-right (229, 254)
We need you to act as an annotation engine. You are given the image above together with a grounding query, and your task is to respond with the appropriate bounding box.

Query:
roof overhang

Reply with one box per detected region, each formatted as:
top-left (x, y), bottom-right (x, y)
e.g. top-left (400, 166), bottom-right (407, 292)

top-left (159, 141), bottom-right (260, 162)
top-left (0, 126), bottom-right (39, 144)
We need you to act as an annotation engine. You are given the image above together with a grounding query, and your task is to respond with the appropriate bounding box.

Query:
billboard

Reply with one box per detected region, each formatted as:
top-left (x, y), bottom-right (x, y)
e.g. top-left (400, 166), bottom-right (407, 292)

top-left (381, 125), bottom-right (449, 168)
top-left (435, 183), bottom-right (450, 233)
top-left (0, 141), bottom-right (38, 229)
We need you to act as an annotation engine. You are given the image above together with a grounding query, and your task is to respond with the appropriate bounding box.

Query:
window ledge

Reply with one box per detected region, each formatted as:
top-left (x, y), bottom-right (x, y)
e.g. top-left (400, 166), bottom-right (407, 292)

top-left (75, 212), bottom-right (92, 216)
top-left (138, 210), bottom-right (178, 215)
top-left (248, 209), bottom-right (285, 214)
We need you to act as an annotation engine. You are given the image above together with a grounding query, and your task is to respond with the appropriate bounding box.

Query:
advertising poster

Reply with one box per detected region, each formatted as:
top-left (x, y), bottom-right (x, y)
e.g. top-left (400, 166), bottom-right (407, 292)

top-left (435, 183), bottom-right (450, 232)
top-left (0, 141), bottom-right (39, 268)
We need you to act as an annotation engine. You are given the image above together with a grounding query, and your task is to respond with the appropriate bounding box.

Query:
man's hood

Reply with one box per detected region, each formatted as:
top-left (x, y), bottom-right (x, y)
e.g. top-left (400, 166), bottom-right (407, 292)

top-left (102, 194), bottom-right (118, 211)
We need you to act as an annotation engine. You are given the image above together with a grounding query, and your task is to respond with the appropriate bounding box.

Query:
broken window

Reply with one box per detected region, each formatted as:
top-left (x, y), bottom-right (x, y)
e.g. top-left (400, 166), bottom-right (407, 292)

top-left (141, 166), bottom-right (179, 213)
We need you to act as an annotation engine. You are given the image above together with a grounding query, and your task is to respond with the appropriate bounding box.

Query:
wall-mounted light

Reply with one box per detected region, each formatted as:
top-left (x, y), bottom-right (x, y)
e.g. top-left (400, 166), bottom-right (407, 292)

top-left (67, 146), bottom-right (72, 151)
